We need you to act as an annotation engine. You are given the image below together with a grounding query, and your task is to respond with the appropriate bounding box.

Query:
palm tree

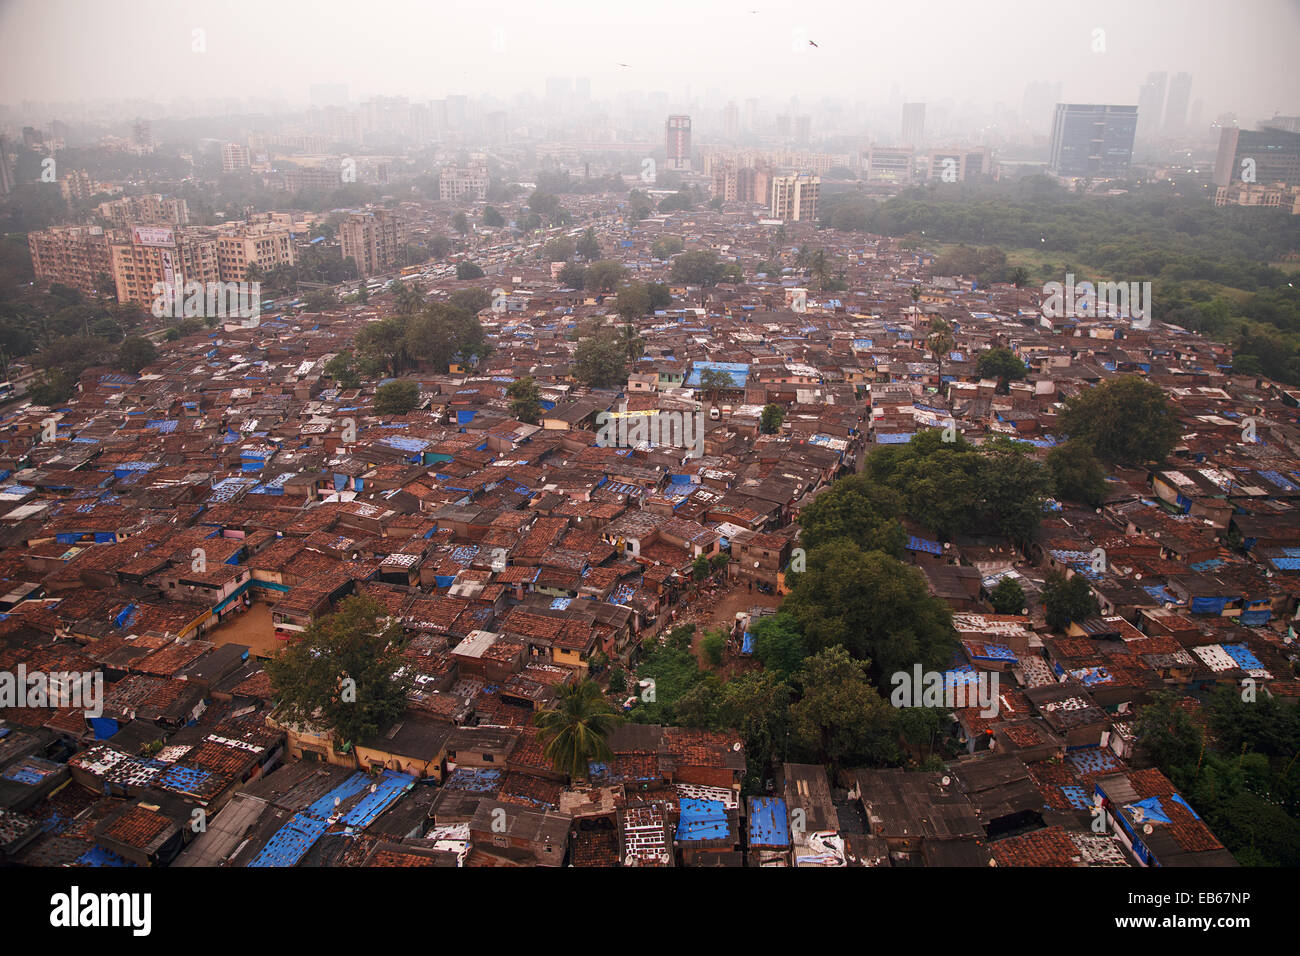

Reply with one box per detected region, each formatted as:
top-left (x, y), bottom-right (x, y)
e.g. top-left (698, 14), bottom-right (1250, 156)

top-left (533, 679), bottom-right (622, 781)
top-left (927, 318), bottom-right (954, 384)
top-left (393, 281), bottom-right (426, 316)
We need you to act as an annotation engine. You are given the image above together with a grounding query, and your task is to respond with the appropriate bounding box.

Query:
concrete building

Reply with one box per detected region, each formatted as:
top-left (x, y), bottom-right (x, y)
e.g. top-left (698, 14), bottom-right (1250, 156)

top-left (1212, 127), bottom-right (1300, 188)
top-left (770, 174), bottom-right (819, 222)
top-left (1048, 104), bottom-right (1138, 179)
top-left (901, 102), bottom-right (926, 147)
top-left (110, 226), bottom-right (220, 306)
top-left (97, 194), bottom-right (190, 228)
top-left (28, 225), bottom-right (118, 298)
top-left (340, 208), bottom-right (403, 276)
top-left (439, 163), bottom-right (489, 202)
top-left (665, 115), bottom-right (692, 171)
top-left (221, 142), bottom-right (252, 173)
top-left (216, 222), bottom-right (296, 282)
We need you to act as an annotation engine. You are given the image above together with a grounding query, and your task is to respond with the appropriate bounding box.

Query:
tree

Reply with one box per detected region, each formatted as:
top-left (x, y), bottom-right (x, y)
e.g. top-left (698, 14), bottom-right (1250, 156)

top-left (760, 403), bottom-right (785, 435)
top-left (374, 380), bottom-right (419, 415)
top-left (783, 541), bottom-right (955, 683)
top-left (702, 629), bottom-right (727, 667)
top-left (697, 368), bottom-right (735, 404)
top-left (989, 576), bottom-right (1027, 615)
top-left (482, 205), bottom-right (504, 227)
top-left (797, 473), bottom-right (905, 555)
top-left (670, 250), bottom-right (728, 286)
top-left (265, 595), bottom-right (412, 747)
top-left (451, 212), bottom-right (469, 235)
top-left (1041, 571), bottom-right (1100, 630)
top-left (117, 336), bottom-right (157, 375)
top-left (576, 227), bottom-right (601, 260)
top-left (978, 437), bottom-right (1054, 542)
top-left (1058, 375), bottom-right (1180, 465)
top-left (975, 347), bottom-right (1027, 392)
top-left (456, 261), bottom-right (485, 280)
top-left (750, 612), bottom-right (807, 678)
top-left (533, 679), bottom-right (622, 780)
top-left (1048, 439), bottom-right (1108, 506)
top-left (392, 281), bottom-right (426, 316)
top-left (557, 262), bottom-right (587, 289)
top-left (651, 235), bottom-right (684, 259)
top-left (927, 318), bottom-right (954, 381)
top-left (507, 375), bottom-right (542, 424)
top-left (715, 671), bottom-right (792, 793)
top-left (788, 646), bottom-right (902, 769)
top-left (448, 287), bottom-right (491, 314)
top-left (614, 282), bottom-right (651, 321)
top-left (324, 350), bottom-right (361, 389)
top-left (584, 260), bottom-right (625, 294)
top-left (573, 329), bottom-right (627, 388)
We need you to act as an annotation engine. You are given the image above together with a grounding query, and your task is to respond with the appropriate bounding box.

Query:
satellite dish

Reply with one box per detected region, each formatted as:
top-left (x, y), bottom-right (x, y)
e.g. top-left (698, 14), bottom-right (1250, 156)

top-left (732, 742), bottom-right (742, 752)
top-left (1143, 824), bottom-right (1154, 835)
top-left (941, 776), bottom-right (951, 786)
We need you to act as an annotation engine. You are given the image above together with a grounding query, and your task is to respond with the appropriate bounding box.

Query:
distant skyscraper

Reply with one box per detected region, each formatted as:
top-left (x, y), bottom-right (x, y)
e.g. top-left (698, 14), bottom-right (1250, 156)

top-left (1021, 81), bottom-right (1062, 135)
top-left (310, 83), bottom-right (348, 108)
top-left (1164, 73), bottom-right (1192, 137)
top-left (1048, 104), bottom-right (1138, 178)
top-left (795, 114), bottom-right (811, 144)
top-left (665, 115), bottom-right (691, 170)
top-left (723, 102), bottom-right (740, 140)
top-left (1136, 71), bottom-right (1167, 141)
top-left (770, 174), bottom-right (819, 221)
top-left (0, 136), bottom-right (12, 195)
top-left (1213, 127), bottom-right (1300, 188)
top-left (901, 102), bottom-right (925, 147)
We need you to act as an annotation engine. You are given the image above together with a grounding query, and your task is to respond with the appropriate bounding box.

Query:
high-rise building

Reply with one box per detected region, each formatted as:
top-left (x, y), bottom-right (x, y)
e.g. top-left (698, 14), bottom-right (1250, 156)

top-left (0, 137), bottom-right (13, 195)
top-left (310, 83), bottom-right (348, 108)
top-left (215, 221), bottom-right (295, 282)
top-left (711, 161), bottom-right (738, 202)
top-left (665, 115), bottom-right (692, 171)
top-left (863, 147), bottom-right (915, 183)
top-left (770, 174), bottom-right (819, 222)
top-left (1021, 81), bottom-right (1062, 134)
top-left (723, 102), bottom-right (740, 140)
top-left (340, 209), bottom-right (403, 276)
top-left (901, 103), bottom-right (926, 147)
top-left (1164, 73), bottom-right (1192, 138)
top-left (1136, 71), bottom-right (1167, 141)
top-left (1212, 127), bottom-right (1300, 188)
top-left (132, 119), bottom-right (153, 152)
top-left (110, 226), bottom-right (220, 306)
top-left (926, 147), bottom-right (989, 182)
top-left (28, 225), bottom-right (118, 298)
top-left (221, 142), bottom-right (252, 173)
top-left (439, 163), bottom-right (489, 201)
top-left (1048, 104), bottom-right (1138, 178)
top-left (795, 115), bottom-right (811, 144)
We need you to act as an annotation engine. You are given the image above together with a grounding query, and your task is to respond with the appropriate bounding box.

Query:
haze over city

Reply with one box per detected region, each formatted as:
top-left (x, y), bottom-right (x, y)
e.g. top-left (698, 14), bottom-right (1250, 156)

top-left (1, 0), bottom-right (1297, 127)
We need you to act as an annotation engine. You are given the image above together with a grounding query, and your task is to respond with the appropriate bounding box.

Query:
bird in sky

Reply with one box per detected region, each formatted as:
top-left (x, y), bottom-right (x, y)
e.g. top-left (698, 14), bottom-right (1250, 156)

top-left (808, 39), bottom-right (819, 48)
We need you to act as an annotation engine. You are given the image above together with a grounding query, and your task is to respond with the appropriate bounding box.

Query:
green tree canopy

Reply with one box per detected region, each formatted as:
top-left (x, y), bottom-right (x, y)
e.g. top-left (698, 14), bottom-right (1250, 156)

top-left (265, 594), bottom-right (412, 747)
top-left (782, 540), bottom-right (955, 683)
top-left (1041, 571), bottom-right (1101, 630)
top-left (533, 679), bottom-right (622, 780)
top-left (1058, 375), bottom-right (1180, 465)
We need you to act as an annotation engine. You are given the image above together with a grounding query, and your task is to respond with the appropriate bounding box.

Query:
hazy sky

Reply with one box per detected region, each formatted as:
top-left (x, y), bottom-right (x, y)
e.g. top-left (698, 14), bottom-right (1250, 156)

top-left (1, 0), bottom-right (1297, 121)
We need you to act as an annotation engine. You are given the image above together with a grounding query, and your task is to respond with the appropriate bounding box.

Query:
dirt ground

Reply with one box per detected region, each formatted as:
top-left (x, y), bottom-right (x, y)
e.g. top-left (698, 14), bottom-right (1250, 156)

top-left (206, 601), bottom-right (279, 658)
top-left (665, 580), bottom-right (781, 673)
